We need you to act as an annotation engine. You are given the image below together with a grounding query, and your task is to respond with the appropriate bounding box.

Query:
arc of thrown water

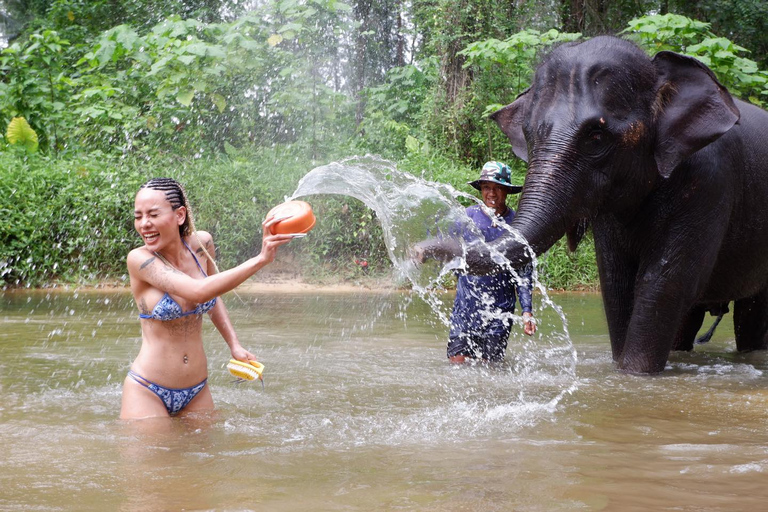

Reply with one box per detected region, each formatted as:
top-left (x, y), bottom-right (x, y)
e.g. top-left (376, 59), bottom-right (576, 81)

top-left (291, 156), bottom-right (470, 286)
top-left (290, 155), bottom-right (578, 407)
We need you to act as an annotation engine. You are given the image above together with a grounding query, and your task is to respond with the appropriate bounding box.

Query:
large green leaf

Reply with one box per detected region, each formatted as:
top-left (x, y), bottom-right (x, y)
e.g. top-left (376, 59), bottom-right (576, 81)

top-left (6, 117), bottom-right (39, 153)
top-left (176, 89), bottom-right (195, 106)
top-left (211, 93), bottom-right (227, 113)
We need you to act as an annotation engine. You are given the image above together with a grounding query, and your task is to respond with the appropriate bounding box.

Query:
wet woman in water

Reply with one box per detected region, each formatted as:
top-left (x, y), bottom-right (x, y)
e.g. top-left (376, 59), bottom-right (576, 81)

top-left (121, 177), bottom-right (292, 420)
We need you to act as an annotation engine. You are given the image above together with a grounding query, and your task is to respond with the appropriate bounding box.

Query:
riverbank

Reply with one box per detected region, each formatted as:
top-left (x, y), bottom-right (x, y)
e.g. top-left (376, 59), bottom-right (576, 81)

top-left (1, 269), bottom-right (405, 295)
top-left (3, 277), bottom-right (599, 296)
top-left (2, 262), bottom-right (599, 294)
top-left (238, 271), bottom-right (405, 294)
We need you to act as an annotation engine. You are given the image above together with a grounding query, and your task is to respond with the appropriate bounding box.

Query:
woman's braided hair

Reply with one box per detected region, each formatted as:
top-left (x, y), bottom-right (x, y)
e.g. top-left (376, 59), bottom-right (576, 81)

top-left (139, 177), bottom-right (219, 273)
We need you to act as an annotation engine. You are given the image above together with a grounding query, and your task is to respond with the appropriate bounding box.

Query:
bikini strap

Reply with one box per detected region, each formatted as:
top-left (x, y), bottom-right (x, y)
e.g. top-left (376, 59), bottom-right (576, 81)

top-left (183, 240), bottom-right (208, 277)
top-left (128, 370), bottom-right (151, 388)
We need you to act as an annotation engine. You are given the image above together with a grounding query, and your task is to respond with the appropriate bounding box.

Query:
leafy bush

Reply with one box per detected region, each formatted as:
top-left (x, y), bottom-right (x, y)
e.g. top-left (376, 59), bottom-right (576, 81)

top-left (0, 152), bottom-right (144, 287)
top-left (536, 237), bottom-right (599, 291)
top-left (622, 13), bottom-right (768, 106)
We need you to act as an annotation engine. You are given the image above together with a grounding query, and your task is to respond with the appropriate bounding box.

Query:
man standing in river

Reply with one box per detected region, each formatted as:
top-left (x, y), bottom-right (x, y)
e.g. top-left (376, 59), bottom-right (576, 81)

top-left (412, 161), bottom-right (537, 362)
top-left (445, 161), bottom-right (537, 363)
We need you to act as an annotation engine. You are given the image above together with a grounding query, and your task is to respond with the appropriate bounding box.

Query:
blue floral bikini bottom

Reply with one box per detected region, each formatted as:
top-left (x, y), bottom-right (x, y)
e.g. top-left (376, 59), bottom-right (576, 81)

top-left (128, 370), bottom-right (207, 415)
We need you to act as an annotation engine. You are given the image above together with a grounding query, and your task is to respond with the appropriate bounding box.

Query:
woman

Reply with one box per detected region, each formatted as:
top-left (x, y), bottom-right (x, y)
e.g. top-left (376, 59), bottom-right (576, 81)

top-left (121, 177), bottom-right (292, 420)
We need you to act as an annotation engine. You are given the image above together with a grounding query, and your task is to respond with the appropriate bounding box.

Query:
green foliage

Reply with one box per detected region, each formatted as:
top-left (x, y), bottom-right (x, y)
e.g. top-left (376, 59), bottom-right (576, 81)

top-left (622, 13), bottom-right (713, 52)
top-left (0, 153), bottom-right (144, 287)
top-left (399, 149), bottom-right (475, 195)
top-left (453, 29), bottom-right (580, 166)
top-left (23, 0), bottom-right (240, 38)
top-left (667, 0), bottom-right (768, 69)
top-left (537, 236), bottom-right (599, 291)
top-left (364, 64), bottom-right (433, 124)
top-left (0, 30), bottom-right (74, 154)
top-left (406, 0), bottom-right (533, 165)
top-left (356, 60), bottom-right (438, 159)
top-left (460, 29), bottom-right (581, 90)
top-left (6, 7), bottom-right (768, 291)
top-left (622, 13), bottom-right (768, 106)
top-left (0, 3), bottom-right (357, 158)
top-left (685, 38), bottom-right (768, 105)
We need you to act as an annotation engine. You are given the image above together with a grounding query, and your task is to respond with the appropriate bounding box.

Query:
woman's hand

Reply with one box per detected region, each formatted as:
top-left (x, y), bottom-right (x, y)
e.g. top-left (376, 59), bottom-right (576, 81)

top-left (259, 215), bottom-right (294, 264)
top-left (230, 341), bottom-right (257, 363)
top-left (409, 243), bottom-right (427, 264)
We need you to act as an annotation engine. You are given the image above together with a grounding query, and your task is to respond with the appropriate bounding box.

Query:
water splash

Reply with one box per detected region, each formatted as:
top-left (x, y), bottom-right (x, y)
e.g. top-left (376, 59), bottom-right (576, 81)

top-left (290, 155), bottom-right (578, 415)
top-left (292, 156), bottom-right (472, 287)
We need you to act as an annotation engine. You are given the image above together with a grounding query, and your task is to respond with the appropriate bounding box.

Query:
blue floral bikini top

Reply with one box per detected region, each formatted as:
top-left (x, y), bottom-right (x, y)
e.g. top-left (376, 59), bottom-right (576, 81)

top-left (138, 241), bottom-right (217, 321)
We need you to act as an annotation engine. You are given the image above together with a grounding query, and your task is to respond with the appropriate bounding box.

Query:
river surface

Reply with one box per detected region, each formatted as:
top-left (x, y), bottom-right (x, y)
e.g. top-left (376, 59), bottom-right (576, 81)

top-left (2, 288), bottom-right (768, 511)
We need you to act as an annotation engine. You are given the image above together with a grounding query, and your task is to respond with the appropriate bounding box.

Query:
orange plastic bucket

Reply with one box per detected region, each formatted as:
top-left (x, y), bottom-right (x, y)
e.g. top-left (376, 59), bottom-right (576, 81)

top-left (267, 200), bottom-right (316, 235)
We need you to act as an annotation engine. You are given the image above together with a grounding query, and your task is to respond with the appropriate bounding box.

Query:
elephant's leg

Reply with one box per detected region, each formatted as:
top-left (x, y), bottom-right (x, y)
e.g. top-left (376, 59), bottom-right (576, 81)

top-left (617, 248), bottom-right (716, 373)
top-left (734, 289), bottom-right (768, 352)
top-left (671, 306), bottom-right (706, 352)
top-left (594, 235), bottom-right (636, 362)
top-left (615, 200), bottom-right (730, 373)
top-left (618, 283), bottom-right (695, 373)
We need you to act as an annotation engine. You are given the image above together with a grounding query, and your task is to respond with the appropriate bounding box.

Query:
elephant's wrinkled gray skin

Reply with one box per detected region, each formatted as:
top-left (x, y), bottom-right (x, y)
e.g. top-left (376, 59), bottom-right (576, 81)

top-left (473, 36), bottom-right (768, 374)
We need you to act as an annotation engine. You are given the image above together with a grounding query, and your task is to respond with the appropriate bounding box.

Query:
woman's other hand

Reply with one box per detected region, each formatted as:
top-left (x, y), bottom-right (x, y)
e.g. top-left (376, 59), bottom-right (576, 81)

top-left (230, 341), bottom-right (257, 362)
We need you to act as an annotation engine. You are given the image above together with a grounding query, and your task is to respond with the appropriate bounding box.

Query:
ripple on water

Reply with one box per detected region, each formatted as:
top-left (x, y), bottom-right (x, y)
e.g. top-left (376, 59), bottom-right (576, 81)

top-left (214, 356), bottom-right (574, 450)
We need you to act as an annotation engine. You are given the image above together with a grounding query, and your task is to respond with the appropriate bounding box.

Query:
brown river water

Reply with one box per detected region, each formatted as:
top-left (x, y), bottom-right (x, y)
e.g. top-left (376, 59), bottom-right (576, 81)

top-left (2, 288), bottom-right (768, 511)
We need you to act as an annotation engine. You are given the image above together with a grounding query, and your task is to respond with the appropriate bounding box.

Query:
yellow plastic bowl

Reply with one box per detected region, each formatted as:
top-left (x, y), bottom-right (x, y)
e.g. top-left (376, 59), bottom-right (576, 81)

top-left (267, 200), bottom-right (316, 235)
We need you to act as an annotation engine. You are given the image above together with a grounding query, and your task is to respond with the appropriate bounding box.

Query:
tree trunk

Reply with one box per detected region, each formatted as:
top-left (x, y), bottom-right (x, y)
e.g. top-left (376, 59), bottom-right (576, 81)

top-left (440, 0), bottom-right (471, 108)
top-left (395, 0), bottom-right (405, 67)
top-left (352, 0), bottom-right (372, 126)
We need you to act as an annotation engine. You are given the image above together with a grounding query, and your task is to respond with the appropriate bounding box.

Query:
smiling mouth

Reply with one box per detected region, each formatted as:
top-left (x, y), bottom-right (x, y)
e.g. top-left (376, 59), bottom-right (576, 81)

top-left (143, 232), bottom-right (159, 243)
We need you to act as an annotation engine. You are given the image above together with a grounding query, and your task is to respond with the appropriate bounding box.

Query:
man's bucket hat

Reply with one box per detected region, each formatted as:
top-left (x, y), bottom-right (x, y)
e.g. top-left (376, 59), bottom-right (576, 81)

top-left (468, 161), bottom-right (523, 193)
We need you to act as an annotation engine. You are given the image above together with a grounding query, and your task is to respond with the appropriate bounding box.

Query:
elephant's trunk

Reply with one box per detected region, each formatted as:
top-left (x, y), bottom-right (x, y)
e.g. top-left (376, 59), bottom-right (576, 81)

top-left (464, 206), bottom-right (566, 275)
top-left (415, 155), bottom-right (582, 276)
top-left (465, 157), bottom-right (581, 275)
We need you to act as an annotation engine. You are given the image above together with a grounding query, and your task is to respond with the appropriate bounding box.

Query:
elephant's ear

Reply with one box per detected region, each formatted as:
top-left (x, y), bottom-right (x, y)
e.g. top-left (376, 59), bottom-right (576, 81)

top-left (652, 51), bottom-right (740, 178)
top-left (490, 88), bottom-right (530, 162)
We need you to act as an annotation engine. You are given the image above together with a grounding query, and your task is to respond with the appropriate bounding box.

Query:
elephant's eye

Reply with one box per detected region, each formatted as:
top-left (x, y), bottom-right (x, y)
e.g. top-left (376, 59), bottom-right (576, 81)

top-left (580, 122), bottom-right (612, 156)
top-left (582, 116), bottom-right (608, 142)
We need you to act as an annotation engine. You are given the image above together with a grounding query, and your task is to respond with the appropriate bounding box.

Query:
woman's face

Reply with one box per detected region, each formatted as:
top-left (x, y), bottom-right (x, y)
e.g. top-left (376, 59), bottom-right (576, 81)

top-left (133, 188), bottom-right (186, 250)
top-left (480, 182), bottom-right (509, 215)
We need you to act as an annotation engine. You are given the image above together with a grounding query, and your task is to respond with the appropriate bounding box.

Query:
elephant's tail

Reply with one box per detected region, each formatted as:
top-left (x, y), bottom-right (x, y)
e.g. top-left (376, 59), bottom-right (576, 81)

top-left (695, 313), bottom-right (725, 344)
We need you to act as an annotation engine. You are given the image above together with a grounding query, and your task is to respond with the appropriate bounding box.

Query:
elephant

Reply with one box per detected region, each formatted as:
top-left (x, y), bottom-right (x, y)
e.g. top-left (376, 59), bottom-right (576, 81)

top-left (460, 36), bottom-right (768, 374)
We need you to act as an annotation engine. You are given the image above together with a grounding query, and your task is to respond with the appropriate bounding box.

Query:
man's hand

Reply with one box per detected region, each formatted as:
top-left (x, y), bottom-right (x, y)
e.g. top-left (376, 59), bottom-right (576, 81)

top-left (409, 243), bottom-right (427, 264)
top-left (409, 238), bottom-right (462, 264)
top-left (523, 312), bottom-right (537, 336)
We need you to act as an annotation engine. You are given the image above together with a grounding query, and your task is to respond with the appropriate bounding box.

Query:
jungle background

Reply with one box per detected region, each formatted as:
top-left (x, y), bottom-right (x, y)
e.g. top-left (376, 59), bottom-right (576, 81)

top-left (1, 0), bottom-right (767, 289)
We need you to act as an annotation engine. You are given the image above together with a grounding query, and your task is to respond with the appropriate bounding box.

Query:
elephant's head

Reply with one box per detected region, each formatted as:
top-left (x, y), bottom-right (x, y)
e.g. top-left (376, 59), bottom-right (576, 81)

top-left (468, 36), bottom-right (739, 273)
